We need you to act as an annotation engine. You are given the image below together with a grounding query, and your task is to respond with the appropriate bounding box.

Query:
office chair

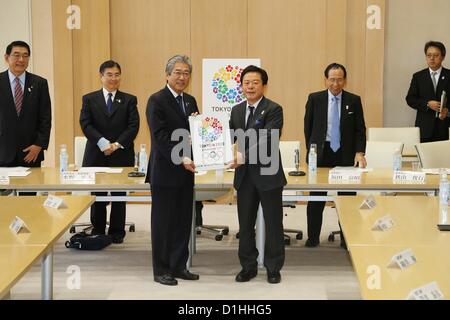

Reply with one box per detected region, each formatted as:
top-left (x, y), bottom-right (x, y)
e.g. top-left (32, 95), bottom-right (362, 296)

top-left (328, 140), bottom-right (404, 243)
top-left (368, 127), bottom-right (420, 159)
top-left (279, 141), bottom-right (303, 245)
top-left (69, 136), bottom-right (136, 234)
top-left (415, 140), bottom-right (450, 168)
top-left (195, 191), bottom-right (230, 241)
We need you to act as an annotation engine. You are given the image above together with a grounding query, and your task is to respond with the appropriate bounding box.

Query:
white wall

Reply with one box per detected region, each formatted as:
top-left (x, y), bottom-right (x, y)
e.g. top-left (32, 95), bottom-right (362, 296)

top-left (0, 0), bottom-right (33, 72)
top-left (384, 0), bottom-right (450, 127)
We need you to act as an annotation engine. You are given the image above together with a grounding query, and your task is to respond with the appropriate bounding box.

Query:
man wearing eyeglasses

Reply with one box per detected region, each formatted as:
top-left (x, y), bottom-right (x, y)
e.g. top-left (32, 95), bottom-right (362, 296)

top-left (146, 55), bottom-right (199, 286)
top-left (0, 41), bottom-right (51, 168)
top-left (80, 60), bottom-right (139, 244)
top-left (406, 41), bottom-right (450, 142)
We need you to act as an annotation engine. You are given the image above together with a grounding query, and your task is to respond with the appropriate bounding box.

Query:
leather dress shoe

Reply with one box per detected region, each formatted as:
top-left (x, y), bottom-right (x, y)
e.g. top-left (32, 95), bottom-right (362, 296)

top-left (340, 241), bottom-right (348, 250)
top-left (91, 228), bottom-right (105, 236)
top-left (267, 271), bottom-right (281, 284)
top-left (173, 269), bottom-right (200, 280)
top-left (154, 274), bottom-right (178, 286)
top-left (111, 234), bottom-right (124, 244)
top-left (235, 269), bottom-right (257, 282)
top-left (305, 238), bottom-right (319, 248)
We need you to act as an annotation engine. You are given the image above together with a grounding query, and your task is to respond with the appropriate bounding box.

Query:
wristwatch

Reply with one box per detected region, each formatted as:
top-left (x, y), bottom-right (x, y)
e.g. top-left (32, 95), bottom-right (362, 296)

top-left (114, 142), bottom-right (121, 149)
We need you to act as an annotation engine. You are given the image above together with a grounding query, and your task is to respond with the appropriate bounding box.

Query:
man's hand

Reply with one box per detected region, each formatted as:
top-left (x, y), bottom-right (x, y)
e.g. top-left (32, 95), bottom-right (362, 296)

top-left (103, 145), bottom-right (113, 156)
top-left (439, 107), bottom-right (448, 120)
top-left (226, 151), bottom-right (244, 169)
top-left (23, 145), bottom-right (42, 163)
top-left (354, 152), bottom-right (367, 168)
top-left (427, 100), bottom-right (441, 112)
top-left (182, 157), bottom-right (196, 173)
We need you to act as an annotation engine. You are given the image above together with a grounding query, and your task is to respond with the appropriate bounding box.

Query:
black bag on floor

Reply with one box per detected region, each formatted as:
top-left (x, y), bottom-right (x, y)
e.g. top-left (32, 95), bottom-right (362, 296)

top-left (65, 232), bottom-right (112, 250)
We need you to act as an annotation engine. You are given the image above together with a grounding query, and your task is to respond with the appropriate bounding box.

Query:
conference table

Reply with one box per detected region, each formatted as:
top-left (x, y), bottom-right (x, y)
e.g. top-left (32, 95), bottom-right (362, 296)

top-left (0, 196), bottom-right (95, 300)
top-left (2, 167), bottom-right (442, 269)
top-left (335, 195), bottom-right (450, 299)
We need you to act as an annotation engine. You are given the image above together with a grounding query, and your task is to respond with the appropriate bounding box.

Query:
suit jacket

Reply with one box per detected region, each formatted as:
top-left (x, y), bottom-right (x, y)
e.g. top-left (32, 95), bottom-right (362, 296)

top-left (0, 70), bottom-right (51, 165)
top-left (229, 96), bottom-right (287, 192)
top-left (304, 90), bottom-right (366, 166)
top-left (79, 89), bottom-right (139, 167)
top-left (146, 86), bottom-right (199, 187)
top-left (406, 67), bottom-right (450, 140)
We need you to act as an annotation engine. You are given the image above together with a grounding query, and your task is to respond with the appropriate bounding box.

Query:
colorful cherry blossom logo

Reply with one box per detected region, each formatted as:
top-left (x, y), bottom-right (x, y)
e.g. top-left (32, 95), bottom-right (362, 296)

top-left (198, 117), bottom-right (223, 143)
top-left (211, 65), bottom-right (245, 105)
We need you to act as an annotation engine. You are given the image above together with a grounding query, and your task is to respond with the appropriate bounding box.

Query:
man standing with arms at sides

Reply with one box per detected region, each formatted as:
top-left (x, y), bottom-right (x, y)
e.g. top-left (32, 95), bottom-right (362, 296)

top-left (304, 63), bottom-right (367, 249)
top-left (228, 65), bottom-right (286, 284)
top-left (80, 60), bottom-right (139, 244)
top-left (146, 55), bottom-right (199, 286)
top-left (0, 41), bottom-right (51, 168)
top-left (406, 41), bottom-right (450, 142)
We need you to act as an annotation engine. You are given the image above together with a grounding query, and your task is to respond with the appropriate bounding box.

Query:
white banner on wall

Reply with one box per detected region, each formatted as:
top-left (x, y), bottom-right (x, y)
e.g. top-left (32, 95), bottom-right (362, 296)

top-left (202, 59), bottom-right (260, 117)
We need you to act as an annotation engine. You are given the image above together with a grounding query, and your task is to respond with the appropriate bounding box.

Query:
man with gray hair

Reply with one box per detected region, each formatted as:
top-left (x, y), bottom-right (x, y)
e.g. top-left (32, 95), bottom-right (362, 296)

top-left (146, 55), bottom-right (199, 286)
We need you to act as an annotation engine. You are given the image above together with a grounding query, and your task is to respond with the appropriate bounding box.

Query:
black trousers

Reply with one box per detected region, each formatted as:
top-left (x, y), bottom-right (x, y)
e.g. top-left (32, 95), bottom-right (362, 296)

top-left (151, 185), bottom-right (194, 276)
top-left (306, 142), bottom-right (355, 243)
top-left (90, 192), bottom-right (126, 236)
top-left (420, 118), bottom-right (449, 143)
top-left (236, 174), bottom-right (285, 273)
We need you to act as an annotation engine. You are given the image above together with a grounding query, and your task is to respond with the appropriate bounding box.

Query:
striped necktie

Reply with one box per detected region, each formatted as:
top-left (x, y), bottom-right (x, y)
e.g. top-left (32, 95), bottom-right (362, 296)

top-left (14, 77), bottom-right (23, 116)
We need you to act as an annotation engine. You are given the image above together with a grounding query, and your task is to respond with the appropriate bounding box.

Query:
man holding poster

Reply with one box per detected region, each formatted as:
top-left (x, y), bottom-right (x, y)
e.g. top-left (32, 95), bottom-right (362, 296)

top-left (228, 65), bottom-right (286, 284)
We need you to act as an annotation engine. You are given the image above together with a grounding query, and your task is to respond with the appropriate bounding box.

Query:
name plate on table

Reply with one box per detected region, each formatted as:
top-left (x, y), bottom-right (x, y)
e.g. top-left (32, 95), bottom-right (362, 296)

top-left (61, 171), bottom-right (95, 183)
top-left (393, 171), bottom-right (426, 183)
top-left (44, 195), bottom-right (67, 209)
top-left (407, 282), bottom-right (444, 300)
top-left (328, 171), bottom-right (361, 183)
top-left (387, 248), bottom-right (417, 270)
top-left (372, 215), bottom-right (395, 231)
top-left (9, 216), bottom-right (30, 234)
top-left (359, 195), bottom-right (377, 210)
top-left (0, 175), bottom-right (10, 184)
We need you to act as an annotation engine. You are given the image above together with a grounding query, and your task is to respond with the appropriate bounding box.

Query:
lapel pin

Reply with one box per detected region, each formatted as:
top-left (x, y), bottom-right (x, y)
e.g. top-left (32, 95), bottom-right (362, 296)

top-left (28, 86), bottom-right (33, 93)
top-left (346, 105), bottom-right (349, 110)
top-left (116, 98), bottom-right (121, 103)
top-left (442, 76), bottom-right (445, 80)
top-left (261, 110), bottom-right (265, 115)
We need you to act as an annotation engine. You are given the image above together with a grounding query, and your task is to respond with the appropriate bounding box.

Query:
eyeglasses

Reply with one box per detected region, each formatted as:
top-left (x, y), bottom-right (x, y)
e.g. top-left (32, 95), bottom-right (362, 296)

top-left (172, 71), bottom-right (190, 78)
top-left (103, 73), bottom-right (121, 79)
top-left (426, 54), bottom-right (441, 59)
top-left (10, 53), bottom-right (30, 60)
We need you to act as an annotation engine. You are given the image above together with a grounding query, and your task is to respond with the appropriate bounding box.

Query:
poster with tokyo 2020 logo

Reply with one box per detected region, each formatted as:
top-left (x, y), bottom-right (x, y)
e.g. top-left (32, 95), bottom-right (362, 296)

top-left (189, 114), bottom-right (233, 171)
top-left (202, 59), bottom-right (261, 117)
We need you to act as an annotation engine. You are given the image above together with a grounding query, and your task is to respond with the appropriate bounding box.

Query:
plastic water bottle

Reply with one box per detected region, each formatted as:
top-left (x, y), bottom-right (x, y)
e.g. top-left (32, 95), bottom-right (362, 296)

top-left (308, 143), bottom-right (317, 175)
top-left (393, 148), bottom-right (402, 172)
top-left (439, 169), bottom-right (449, 205)
top-left (138, 144), bottom-right (147, 174)
top-left (59, 144), bottom-right (68, 173)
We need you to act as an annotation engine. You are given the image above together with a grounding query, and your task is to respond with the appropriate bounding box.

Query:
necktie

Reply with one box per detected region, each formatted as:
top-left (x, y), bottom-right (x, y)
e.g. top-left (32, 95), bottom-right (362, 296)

top-left (431, 71), bottom-right (438, 93)
top-left (330, 96), bottom-right (341, 152)
top-left (106, 92), bottom-right (113, 113)
top-left (245, 106), bottom-right (255, 130)
top-left (176, 95), bottom-right (185, 115)
top-left (14, 77), bottom-right (23, 116)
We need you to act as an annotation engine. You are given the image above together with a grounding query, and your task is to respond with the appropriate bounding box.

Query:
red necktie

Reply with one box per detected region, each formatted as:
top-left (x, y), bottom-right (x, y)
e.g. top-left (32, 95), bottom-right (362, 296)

top-left (14, 77), bottom-right (23, 116)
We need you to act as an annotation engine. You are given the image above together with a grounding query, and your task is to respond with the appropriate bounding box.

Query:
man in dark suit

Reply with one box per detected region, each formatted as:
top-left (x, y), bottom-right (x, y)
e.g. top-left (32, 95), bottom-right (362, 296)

top-left (406, 41), bottom-right (450, 142)
top-left (304, 63), bottom-right (367, 249)
top-left (0, 41), bottom-right (51, 167)
top-left (146, 55), bottom-right (199, 286)
top-left (79, 60), bottom-right (139, 244)
top-left (228, 65), bottom-right (286, 284)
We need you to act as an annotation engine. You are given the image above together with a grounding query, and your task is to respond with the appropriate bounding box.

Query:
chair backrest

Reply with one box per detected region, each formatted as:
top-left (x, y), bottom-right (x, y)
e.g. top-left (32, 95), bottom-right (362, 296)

top-left (365, 141), bottom-right (404, 169)
top-left (368, 127), bottom-right (420, 156)
top-left (279, 141), bottom-right (300, 170)
top-left (415, 140), bottom-right (450, 169)
top-left (74, 136), bottom-right (87, 168)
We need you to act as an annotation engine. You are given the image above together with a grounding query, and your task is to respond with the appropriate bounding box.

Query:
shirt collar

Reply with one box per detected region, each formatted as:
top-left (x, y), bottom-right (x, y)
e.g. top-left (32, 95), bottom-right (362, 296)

top-left (246, 96), bottom-right (263, 110)
top-left (328, 90), bottom-right (343, 102)
top-left (429, 67), bottom-right (442, 75)
top-left (167, 84), bottom-right (183, 99)
top-left (8, 70), bottom-right (26, 86)
top-left (102, 87), bottom-right (117, 100)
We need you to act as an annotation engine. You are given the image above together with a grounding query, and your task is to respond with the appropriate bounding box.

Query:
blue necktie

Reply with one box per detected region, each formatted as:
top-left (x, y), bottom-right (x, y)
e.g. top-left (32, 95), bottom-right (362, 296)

top-left (245, 106), bottom-right (255, 130)
top-left (330, 96), bottom-right (340, 152)
top-left (106, 92), bottom-right (113, 114)
top-left (176, 95), bottom-right (185, 115)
